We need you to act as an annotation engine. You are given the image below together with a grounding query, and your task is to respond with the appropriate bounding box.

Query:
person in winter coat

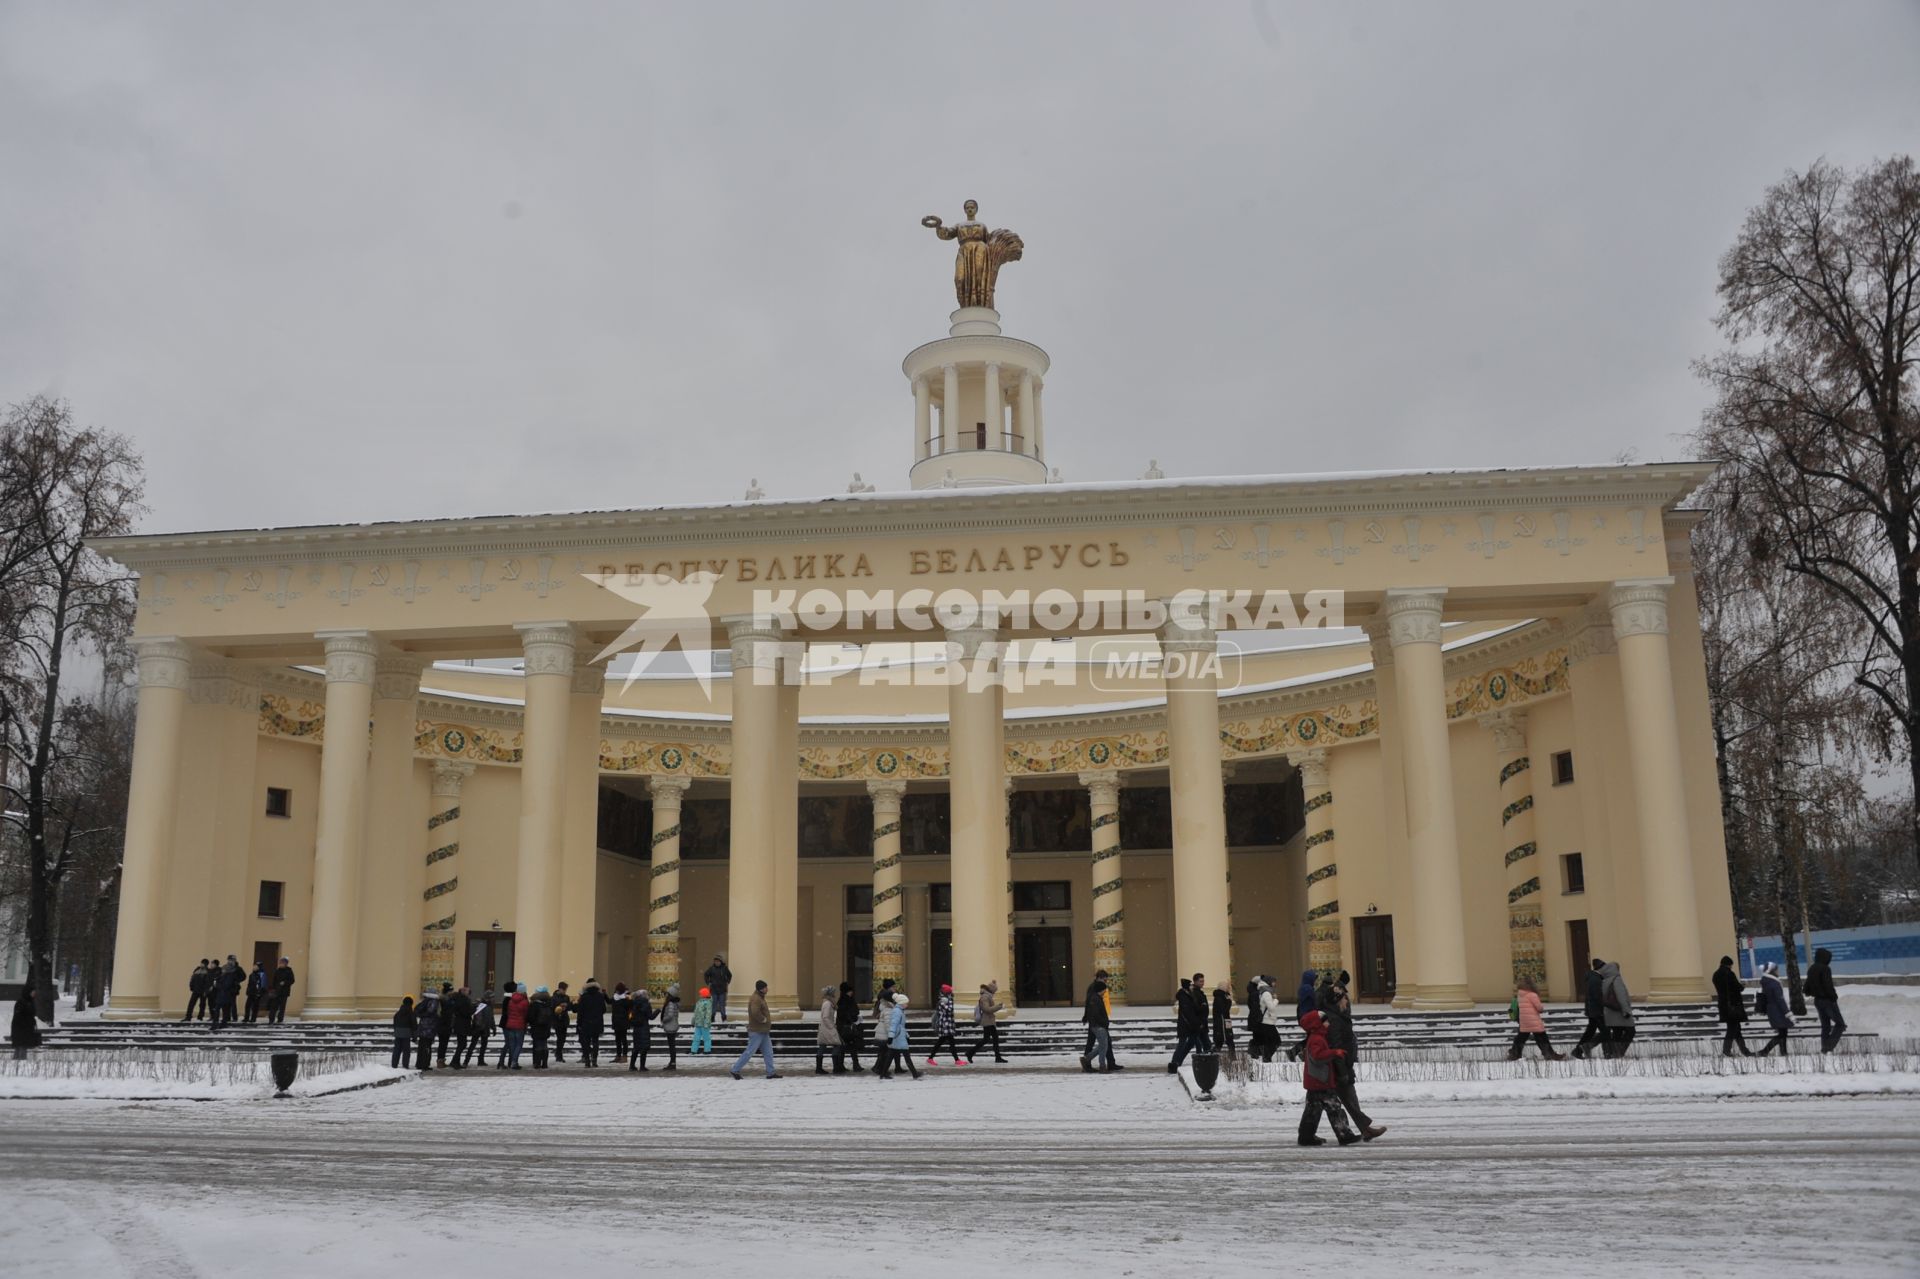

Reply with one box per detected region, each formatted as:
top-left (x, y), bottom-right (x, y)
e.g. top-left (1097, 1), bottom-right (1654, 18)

top-left (870, 979), bottom-right (900, 1076)
top-left (1506, 978), bottom-right (1564, 1060)
top-left (1080, 972), bottom-right (1115, 1074)
top-left (244, 961), bottom-right (270, 1022)
top-left (967, 981), bottom-right (1007, 1064)
top-left (550, 982), bottom-right (573, 1063)
top-left (574, 978), bottom-right (608, 1067)
top-left (1570, 958), bottom-right (1608, 1059)
top-left (691, 987), bottom-right (714, 1055)
top-left (1258, 981), bottom-right (1289, 1063)
top-left (611, 983), bottom-right (631, 1063)
top-left (880, 992), bottom-right (921, 1079)
top-left (216, 955), bottom-right (245, 1028)
top-left (627, 985), bottom-right (656, 1071)
top-left (1246, 976), bottom-right (1280, 1061)
top-left (391, 996), bottom-right (416, 1068)
top-left (1285, 968), bottom-right (1319, 1061)
top-left (730, 980), bottom-right (779, 1080)
top-left (269, 958), bottom-right (295, 1023)
top-left (1297, 1009), bottom-right (1361, 1147)
top-left (1211, 980), bottom-right (1236, 1053)
top-left (11, 982), bottom-right (43, 1060)
top-left (502, 983), bottom-right (530, 1069)
top-left (835, 981), bottom-right (863, 1071)
top-left (928, 984), bottom-right (964, 1065)
top-left (1804, 947), bottom-right (1847, 1052)
top-left (815, 985), bottom-right (843, 1074)
top-left (704, 954), bottom-right (733, 1022)
top-left (658, 984), bottom-right (683, 1069)
top-left (1713, 956), bottom-right (1754, 1057)
top-left (463, 993), bottom-right (494, 1067)
top-left (1169, 974), bottom-right (1210, 1072)
top-left (1756, 962), bottom-right (1794, 1057)
top-left (1326, 978), bottom-right (1384, 1140)
top-left (528, 986), bottom-right (555, 1068)
top-left (182, 960), bottom-right (212, 1023)
top-left (414, 992), bottom-right (441, 1071)
top-left (1597, 961), bottom-right (1635, 1058)
top-left (433, 982), bottom-right (458, 1064)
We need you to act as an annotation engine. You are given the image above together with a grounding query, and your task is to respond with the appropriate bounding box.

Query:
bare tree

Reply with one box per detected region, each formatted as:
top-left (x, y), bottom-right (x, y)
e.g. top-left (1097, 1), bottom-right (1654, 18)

top-left (0, 398), bottom-right (143, 1023)
top-left (1695, 156), bottom-right (1920, 872)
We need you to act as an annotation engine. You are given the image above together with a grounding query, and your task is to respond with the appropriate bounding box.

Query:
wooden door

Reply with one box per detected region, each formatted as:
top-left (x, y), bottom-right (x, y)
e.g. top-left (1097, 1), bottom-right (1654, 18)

top-left (1353, 916), bottom-right (1397, 1003)
top-left (1567, 920), bottom-right (1590, 1002)
top-left (465, 931), bottom-right (515, 996)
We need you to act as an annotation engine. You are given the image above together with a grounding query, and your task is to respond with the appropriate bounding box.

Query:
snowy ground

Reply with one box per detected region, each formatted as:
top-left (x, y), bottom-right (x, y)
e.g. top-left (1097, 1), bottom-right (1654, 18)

top-left (2, 1060), bottom-right (1916, 1277)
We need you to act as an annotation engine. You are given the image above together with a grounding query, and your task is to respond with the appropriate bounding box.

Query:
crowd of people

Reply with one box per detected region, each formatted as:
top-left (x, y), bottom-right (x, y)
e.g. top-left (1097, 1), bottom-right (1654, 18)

top-left (389, 977), bottom-right (728, 1071)
top-left (178, 954), bottom-right (297, 1028)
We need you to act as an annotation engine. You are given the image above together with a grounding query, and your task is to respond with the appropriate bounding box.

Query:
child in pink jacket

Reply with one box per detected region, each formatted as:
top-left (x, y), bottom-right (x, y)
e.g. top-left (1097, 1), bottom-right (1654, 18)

top-left (1507, 977), bottom-right (1565, 1060)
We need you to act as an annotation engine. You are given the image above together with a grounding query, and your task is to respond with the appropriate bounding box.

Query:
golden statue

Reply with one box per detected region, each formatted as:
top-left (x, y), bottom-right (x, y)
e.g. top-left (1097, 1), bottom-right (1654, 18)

top-left (922, 199), bottom-right (1024, 310)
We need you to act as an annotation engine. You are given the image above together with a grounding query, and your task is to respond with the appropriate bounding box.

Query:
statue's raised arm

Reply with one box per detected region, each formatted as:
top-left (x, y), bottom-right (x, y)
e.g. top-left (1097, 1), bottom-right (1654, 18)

top-left (923, 199), bottom-right (1023, 310)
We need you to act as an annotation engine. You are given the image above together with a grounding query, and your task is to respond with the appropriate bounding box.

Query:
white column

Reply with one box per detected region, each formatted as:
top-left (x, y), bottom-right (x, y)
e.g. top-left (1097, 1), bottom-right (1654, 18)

top-left (306, 630), bottom-right (378, 1018)
top-left (726, 616), bottom-right (785, 1006)
top-left (913, 375), bottom-right (932, 461)
top-left (105, 637), bottom-right (192, 1018)
top-left (421, 760), bottom-right (474, 994)
top-left (1384, 589), bottom-right (1472, 1009)
top-left (1160, 613), bottom-right (1233, 986)
top-left (646, 773), bottom-right (692, 995)
top-left (1609, 578), bottom-right (1710, 1001)
top-left (359, 653), bottom-right (422, 1013)
top-left (941, 363), bottom-right (960, 454)
top-left (1018, 371), bottom-right (1037, 457)
top-left (1081, 771), bottom-right (1127, 1004)
top-left (1032, 379), bottom-right (1046, 460)
top-left (869, 777), bottom-right (907, 992)
top-left (947, 622), bottom-right (1008, 999)
top-left (513, 621), bottom-right (576, 989)
top-left (983, 361), bottom-right (1002, 450)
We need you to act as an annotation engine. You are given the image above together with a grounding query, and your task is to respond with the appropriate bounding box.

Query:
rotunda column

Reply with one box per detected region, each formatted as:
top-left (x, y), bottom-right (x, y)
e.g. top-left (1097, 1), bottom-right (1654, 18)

top-left (646, 772), bottom-right (692, 995)
top-left (868, 777), bottom-right (908, 993)
top-left (1483, 710), bottom-right (1546, 988)
top-left (1384, 589), bottom-right (1472, 1010)
top-left (1298, 749), bottom-right (1342, 978)
top-left (983, 361), bottom-right (1002, 449)
top-left (420, 759), bottom-right (474, 993)
top-left (1032, 379), bottom-right (1046, 460)
top-left (946, 621), bottom-right (1009, 1001)
top-left (105, 637), bottom-right (192, 1018)
top-left (913, 375), bottom-right (932, 461)
top-left (1081, 770), bottom-right (1127, 1005)
top-left (941, 363), bottom-right (960, 454)
top-left (306, 629), bottom-right (378, 1018)
top-left (1018, 371), bottom-right (1037, 457)
top-left (513, 621), bottom-right (576, 990)
top-left (1609, 578), bottom-right (1710, 1001)
top-left (1160, 612), bottom-right (1233, 987)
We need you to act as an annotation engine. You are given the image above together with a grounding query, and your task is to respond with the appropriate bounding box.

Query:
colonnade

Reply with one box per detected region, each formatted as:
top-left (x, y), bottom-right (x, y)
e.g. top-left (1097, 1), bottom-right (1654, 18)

top-left (915, 364), bottom-right (1046, 460)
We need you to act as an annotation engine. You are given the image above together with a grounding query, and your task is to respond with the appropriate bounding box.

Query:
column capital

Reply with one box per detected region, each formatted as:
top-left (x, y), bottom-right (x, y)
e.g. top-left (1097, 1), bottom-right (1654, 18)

top-left (1157, 613), bottom-right (1217, 653)
top-left (1608, 577), bottom-right (1674, 638)
top-left (570, 659), bottom-right (608, 698)
top-left (1382, 588), bottom-right (1447, 648)
top-left (131, 636), bottom-right (194, 690)
top-left (866, 776), bottom-right (908, 812)
top-left (1361, 620), bottom-right (1395, 668)
top-left (1077, 770), bottom-right (1123, 807)
top-left (1479, 708), bottom-right (1529, 756)
top-left (724, 614), bottom-right (790, 669)
top-left (1568, 600), bottom-right (1617, 665)
top-left (373, 653), bottom-right (424, 701)
top-left (430, 758), bottom-right (476, 798)
top-left (1295, 748), bottom-right (1331, 791)
top-left (514, 621), bottom-right (577, 676)
top-left (943, 621), bottom-right (1004, 660)
top-left (187, 657), bottom-right (259, 706)
top-left (648, 772), bottom-right (693, 807)
top-left (316, 629), bottom-right (378, 684)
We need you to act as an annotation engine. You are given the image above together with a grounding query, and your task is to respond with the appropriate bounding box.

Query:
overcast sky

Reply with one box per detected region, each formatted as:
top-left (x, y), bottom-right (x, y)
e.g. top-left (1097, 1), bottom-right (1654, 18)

top-left (3, 1), bottom-right (1916, 536)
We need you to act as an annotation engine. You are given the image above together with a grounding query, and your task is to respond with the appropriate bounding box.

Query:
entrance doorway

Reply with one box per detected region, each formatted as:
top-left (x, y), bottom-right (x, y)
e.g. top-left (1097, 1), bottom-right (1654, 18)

top-left (1567, 919), bottom-right (1590, 1002)
top-left (465, 930), bottom-right (515, 996)
top-left (1353, 916), bottom-right (1396, 1003)
top-left (930, 928), bottom-right (952, 996)
top-left (845, 930), bottom-right (873, 1004)
top-left (1014, 926), bottom-right (1073, 1005)
top-left (251, 940), bottom-right (280, 972)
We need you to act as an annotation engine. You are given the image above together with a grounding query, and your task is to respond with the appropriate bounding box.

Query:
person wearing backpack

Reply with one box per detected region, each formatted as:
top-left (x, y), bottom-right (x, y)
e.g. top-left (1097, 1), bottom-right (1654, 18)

top-left (528, 986), bottom-right (555, 1069)
top-left (1597, 961), bottom-right (1635, 1058)
top-left (463, 993), bottom-right (495, 1067)
top-left (1296, 1009), bottom-right (1360, 1148)
top-left (1712, 956), bottom-right (1754, 1057)
top-left (966, 981), bottom-right (1007, 1064)
top-left (927, 984), bottom-right (963, 1066)
top-left (691, 987), bottom-right (714, 1055)
top-left (1756, 962), bottom-right (1794, 1057)
top-left (628, 986), bottom-right (655, 1070)
top-left (1569, 958), bottom-right (1608, 1059)
top-left (658, 984), bottom-right (683, 1069)
top-left (413, 992), bottom-right (441, 1072)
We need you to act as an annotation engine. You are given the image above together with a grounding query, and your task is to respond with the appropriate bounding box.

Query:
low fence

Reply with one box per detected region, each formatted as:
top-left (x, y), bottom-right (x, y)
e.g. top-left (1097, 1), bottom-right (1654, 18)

top-left (0, 1047), bottom-right (378, 1087)
top-left (1742, 922), bottom-right (1920, 978)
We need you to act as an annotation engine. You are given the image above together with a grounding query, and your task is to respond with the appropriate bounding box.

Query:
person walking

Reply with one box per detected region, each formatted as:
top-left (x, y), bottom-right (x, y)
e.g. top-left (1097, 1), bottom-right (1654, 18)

top-left (244, 961), bottom-right (269, 1023)
top-left (1258, 979), bottom-right (1289, 1064)
top-left (575, 978), bottom-right (608, 1067)
top-left (704, 954), bottom-right (733, 1023)
top-left (414, 991), bottom-right (441, 1072)
top-left (659, 984), bottom-right (683, 1070)
top-left (691, 987), bottom-right (714, 1055)
top-left (729, 980), bottom-right (779, 1080)
top-left (1169, 974), bottom-right (1210, 1073)
top-left (446, 985), bottom-right (474, 1068)
top-left (1080, 971), bottom-right (1115, 1074)
top-left (269, 957), bottom-right (295, 1023)
top-left (928, 984), bottom-right (964, 1065)
top-left (869, 979), bottom-right (899, 1076)
top-left (1597, 961), bottom-right (1635, 1058)
top-left (1506, 978), bottom-right (1564, 1060)
top-left (815, 985), bottom-right (842, 1074)
top-left (181, 960), bottom-right (212, 1023)
top-left (1296, 1008), bottom-right (1361, 1147)
top-left (463, 992), bottom-right (494, 1067)
top-left (834, 981), bottom-right (863, 1072)
top-left (550, 982), bottom-right (573, 1063)
top-left (1713, 956), bottom-right (1754, 1057)
top-left (1805, 947), bottom-right (1847, 1053)
top-left (502, 983), bottom-right (530, 1069)
top-left (391, 996), bottom-right (416, 1068)
top-left (1211, 979), bottom-right (1236, 1054)
top-left (966, 981), bottom-right (1008, 1064)
top-left (611, 983), bottom-right (631, 1063)
top-left (1284, 968), bottom-right (1318, 1062)
top-left (10, 982), bottom-right (43, 1060)
top-left (880, 992), bottom-right (920, 1080)
top-left (628, 985), bottom-right (656, 1070)
top-left (1756, 962), bottom-right (1795, 1057)
top-left (1570, 958), bottom-right (1608, 1059)
top-left (528, 986), bottom-right (554, 1069)
top-left (1327, 978), bottom-right (1385, 1141)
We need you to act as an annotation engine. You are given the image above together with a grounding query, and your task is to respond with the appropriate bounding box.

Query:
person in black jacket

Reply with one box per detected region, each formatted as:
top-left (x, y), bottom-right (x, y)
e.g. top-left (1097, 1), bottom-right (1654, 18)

top-left (550, 982), bottom-right (573, 1063)
top-left (1712, 956), bottom-right (1754, 1057)
top-left (1327, 978), bottom-right (1385, 1141)
top-left (611, 983), bottom-right (632, 1063)
top-left (414, 992), bottom-right (441, 1072)
top-left (529, 987), bottom-right (555, 1068)
top-left (627, 986), bottom-right (655, 1072)
top-left (704, 955), bottom-right (733, 1023)
top-left (1168, 974), bottom-right (1210, 1073)
top-left (391, 997), bottom-right (416, 1068)
top-left (11, 982), bottom-right (42, 1060)
top-left (209, 956), bottom-right (244, 1031)
top-left (1569, 958), bottom-right (1607, 1059)
top-left (574, 978), bottom-right (608, 1067)
top-left (834, 981), bottom-right (863, 1072)
top-left (1080, 971), bottom-right (1115, 1073)
top-left (183, 959), bottom-right (213, 1022)
top-left (243, 962), bottom-right (270, 1022)
top-left (1211, 980), bottom-right (1236, 1053)
top-left (434, 983), bottom-right (458, 1065)
top-left (269, 958), bottom-right (296, 1023)
top-left (1804, 948), bottom-right (1846, 1052)
top-left (445, 985), bottom-right (474, 1067)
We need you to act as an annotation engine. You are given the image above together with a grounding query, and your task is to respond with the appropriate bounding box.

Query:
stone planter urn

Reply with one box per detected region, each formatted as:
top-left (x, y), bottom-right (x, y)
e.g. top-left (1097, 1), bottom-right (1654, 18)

top-left (270, 1051), bottom-right (299, 1098)
top-left (1191, 1050), bottom-right (1220, 1101)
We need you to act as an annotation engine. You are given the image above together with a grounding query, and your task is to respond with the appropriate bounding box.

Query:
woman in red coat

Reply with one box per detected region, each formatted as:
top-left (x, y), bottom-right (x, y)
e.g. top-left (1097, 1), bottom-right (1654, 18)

top-left (1298, 1010), bottom-right (1360, 1147)
top-left (502, 983), bottom-right (531, 1070)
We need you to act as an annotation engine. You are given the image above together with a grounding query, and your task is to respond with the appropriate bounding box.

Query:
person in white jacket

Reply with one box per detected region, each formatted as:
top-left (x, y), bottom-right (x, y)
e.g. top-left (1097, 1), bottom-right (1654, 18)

top-left (1257, 980), bottom-right (1287, 1061)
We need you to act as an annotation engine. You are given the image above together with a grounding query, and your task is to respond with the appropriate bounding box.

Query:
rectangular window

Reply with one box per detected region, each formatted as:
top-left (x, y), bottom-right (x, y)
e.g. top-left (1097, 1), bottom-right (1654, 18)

top-left (929, 882), bottom-right (953, 914)
top-left (257, 880), bottom-right (285, 918)
top-left (1012, 880), bottom-right (1071, 912)
top-left (265, 786), bottom-right (292, 818)
top-left (1550, 751), bottom-right (1575, 786)
top-left (844, 884), bottom-right (874, 915)
top-left (1562, 853), bottom-right (1585, 895)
